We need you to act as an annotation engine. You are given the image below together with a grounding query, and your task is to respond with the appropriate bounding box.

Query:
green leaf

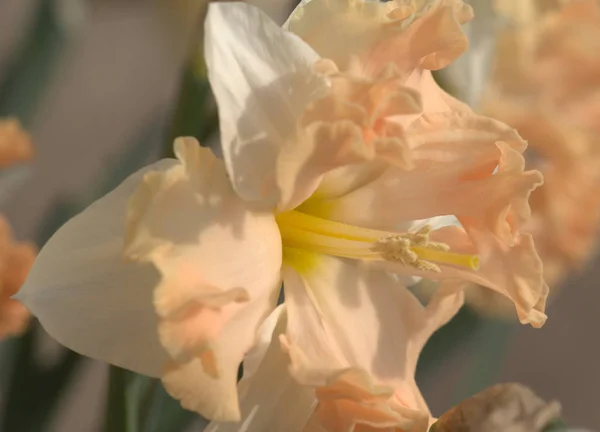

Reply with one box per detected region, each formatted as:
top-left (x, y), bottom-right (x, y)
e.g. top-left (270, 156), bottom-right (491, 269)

top-left (543, 418), bottom-right (569, 431)
top-left (104, 366), bottom-right (130, 432)
top-left (163, 63), bottom-right (218, 157)
top-left (144, 384), bottom-right (204, 432)
top-left (103, 368), bottom-right (159, 432)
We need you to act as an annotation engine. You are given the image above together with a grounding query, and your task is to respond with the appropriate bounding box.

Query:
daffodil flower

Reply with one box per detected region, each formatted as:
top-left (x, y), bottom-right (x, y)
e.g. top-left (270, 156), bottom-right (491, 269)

top-left (19, 1), bottom-right (546, 430)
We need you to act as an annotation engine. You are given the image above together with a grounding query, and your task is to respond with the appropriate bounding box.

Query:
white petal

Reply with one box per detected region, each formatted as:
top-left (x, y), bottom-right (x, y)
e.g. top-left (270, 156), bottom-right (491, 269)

top-left (204, 2), bottom-right (328, 208)
top-left (18, 160), bottom-right (176, 377)
top-left (205, 306), bottom-right (316, 432)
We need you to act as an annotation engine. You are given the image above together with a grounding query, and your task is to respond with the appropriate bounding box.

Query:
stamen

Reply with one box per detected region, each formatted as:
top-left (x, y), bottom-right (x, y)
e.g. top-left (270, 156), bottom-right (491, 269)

top-left (371, 225), bottom-right (480, 272)
top-left (276, 212), bottom-right (479, 272)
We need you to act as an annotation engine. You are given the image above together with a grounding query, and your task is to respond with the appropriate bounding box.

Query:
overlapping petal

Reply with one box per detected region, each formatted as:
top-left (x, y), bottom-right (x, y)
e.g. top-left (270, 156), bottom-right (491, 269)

top-left (300, 111), bottom-right (545, 325)
top-left (205, 307), bottom-right (317, 432)
top-left (281, 250), bottom-right (464, 430)
top-left (124, 138), bottom-right (282, 421)
top-left (313, 113), bottom-right (540, 243)
top-left (287, 0), bottom-right (474, 76)
top-left (306, 369), bottom-right (430, 432)
top-left (18, 160), bottom-right (177, 377)
top-left (204, 2), bottom-right (329, 210)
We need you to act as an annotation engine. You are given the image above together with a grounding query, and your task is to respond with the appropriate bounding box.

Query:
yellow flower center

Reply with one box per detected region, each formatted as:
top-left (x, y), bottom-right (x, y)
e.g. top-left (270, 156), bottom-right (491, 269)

top-left (275, 210), bottom-right (479, 272)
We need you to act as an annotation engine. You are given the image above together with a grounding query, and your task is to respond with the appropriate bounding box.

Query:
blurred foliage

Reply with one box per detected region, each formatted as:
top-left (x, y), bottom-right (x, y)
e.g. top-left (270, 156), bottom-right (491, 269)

top-left (1, 326), bottom-right (80, 432)
top-left (417, 306), bottom-right (516, 410)
top-left (0, 0), bottom-right (64, 124)
top-left (164, 59), bottom-right (218, 157)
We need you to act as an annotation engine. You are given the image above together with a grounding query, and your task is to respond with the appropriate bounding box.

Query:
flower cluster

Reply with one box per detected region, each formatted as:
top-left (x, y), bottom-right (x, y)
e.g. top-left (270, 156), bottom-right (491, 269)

top-left (482, 0), bottom-right (600, 292)
top-left (18, 1), bottom-right (548, 430)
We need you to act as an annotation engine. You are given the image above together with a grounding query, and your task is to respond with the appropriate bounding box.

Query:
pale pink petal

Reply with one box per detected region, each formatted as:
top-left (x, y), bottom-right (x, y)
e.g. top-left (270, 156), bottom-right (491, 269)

top-left (125, 138), bottom-right (282, 421)
top-left (18, 160), bottom-right (177, 377)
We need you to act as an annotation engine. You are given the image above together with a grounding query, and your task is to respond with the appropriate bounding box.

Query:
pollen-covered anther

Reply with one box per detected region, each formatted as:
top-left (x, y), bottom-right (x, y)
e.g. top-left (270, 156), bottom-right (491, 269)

top-left (371, 233), bottom-right (442, 273)
top-left (371, 225), bottom-right (480, 271)
top-left (402, 224), bottom-right (450, 251)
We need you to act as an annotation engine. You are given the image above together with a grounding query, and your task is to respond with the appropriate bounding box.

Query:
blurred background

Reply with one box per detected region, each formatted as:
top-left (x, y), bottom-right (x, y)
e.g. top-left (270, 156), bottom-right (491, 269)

top-left (0, 0), bottom-right (598, 431)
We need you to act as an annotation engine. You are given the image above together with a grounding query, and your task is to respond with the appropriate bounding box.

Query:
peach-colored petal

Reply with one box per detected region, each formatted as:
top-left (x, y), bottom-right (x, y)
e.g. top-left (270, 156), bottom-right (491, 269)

top-left (18, 160), bottom-right (177, 377)
top-left (205, 306), bottom-right (317, 432)
top-left (0, 118), bottom-right (34, 167)
top-left (427, 225), bottom-right (547, 327)
top-left (290, 61), bottom-right (423, 203)
top-left (125, 138), bottom-right (282, 421)
top-left (281, 250), bottom-right (464, 429)
top-left (306, 369), bottom-right (430, 432)
top-left (287, 0), bottom-right (473, 77)
top-left (315, 114), bottom-right (541, 247)
top-left (314, 70), bottom-right (469, 200)
top-left (298, 110), bottom-right (546, 326)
